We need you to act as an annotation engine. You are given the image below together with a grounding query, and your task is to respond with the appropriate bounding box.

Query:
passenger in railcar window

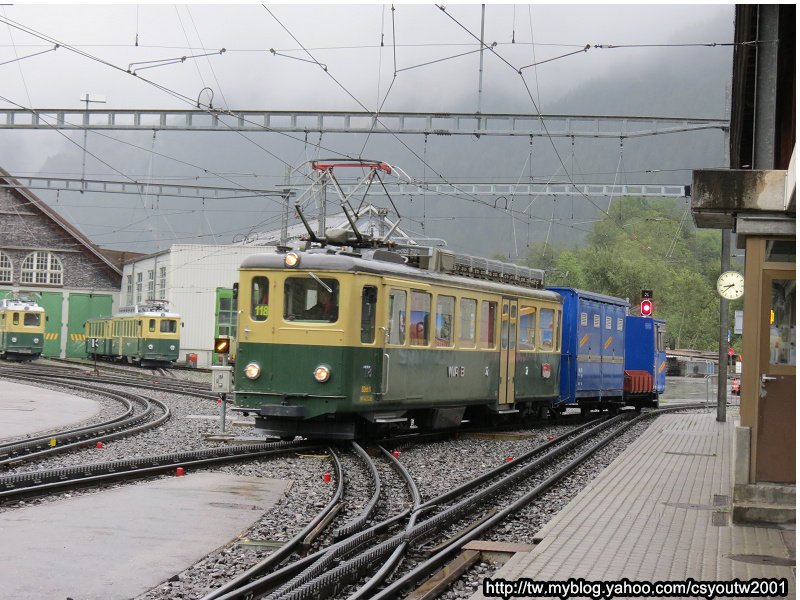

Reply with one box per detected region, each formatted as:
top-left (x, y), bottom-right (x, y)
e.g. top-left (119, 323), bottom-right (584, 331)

top-left (304, 288), bottom-right (338, 321)
top-left (411, 321), bottom-right (426, 345)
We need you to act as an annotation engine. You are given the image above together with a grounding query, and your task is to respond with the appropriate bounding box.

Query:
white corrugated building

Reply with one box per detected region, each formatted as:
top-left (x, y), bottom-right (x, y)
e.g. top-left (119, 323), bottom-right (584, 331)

top-left (121, 244), bottom-right (273, 367)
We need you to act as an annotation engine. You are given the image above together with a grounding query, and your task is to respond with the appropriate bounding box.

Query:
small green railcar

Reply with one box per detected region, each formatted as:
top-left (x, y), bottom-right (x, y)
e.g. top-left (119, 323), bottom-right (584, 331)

top-left (233, 247), bottom-right (563, 439)
top-left (85, 302), bottom-right (181, 367)
top-left (0, 298), bottom-right (46, 361)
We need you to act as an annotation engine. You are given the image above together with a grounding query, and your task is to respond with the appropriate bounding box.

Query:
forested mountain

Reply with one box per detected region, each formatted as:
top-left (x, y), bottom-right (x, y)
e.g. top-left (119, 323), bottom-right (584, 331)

top-left (520, 196), bottom-right (740, 351)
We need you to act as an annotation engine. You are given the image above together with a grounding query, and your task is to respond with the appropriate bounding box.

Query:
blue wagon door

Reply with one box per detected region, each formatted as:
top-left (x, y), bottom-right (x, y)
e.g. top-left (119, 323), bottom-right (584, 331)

top-left (655, 321), bottom-right (667, 394)
top-left (498, 299), bottom-right (518, 405)
top-left (577, 299), bottom-right (602, 397)
top-left (601, 304), bottom-right (625, 399)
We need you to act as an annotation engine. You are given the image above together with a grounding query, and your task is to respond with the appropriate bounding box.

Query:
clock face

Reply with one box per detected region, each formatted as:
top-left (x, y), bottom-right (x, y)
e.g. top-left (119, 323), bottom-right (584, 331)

top-left (716, 271), bottom-right (744, 300)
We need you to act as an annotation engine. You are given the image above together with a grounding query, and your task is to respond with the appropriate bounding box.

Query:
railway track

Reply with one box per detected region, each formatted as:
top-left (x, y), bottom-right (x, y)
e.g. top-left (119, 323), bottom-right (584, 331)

top-left (195, 403), bottom-right (711, 600)
top-left (0, 440), bottom-right (317, 500)
top-left (0, 377), bottom-right (168, 467)
top-left (0, 361), bottom-right (215, 399)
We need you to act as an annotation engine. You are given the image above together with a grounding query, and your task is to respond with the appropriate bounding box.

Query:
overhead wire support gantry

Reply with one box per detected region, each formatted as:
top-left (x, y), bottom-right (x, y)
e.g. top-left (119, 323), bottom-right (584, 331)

top-left (0, 175), bottom-right (690, 200)
top-left (0, 108), bottom-right (729, 139)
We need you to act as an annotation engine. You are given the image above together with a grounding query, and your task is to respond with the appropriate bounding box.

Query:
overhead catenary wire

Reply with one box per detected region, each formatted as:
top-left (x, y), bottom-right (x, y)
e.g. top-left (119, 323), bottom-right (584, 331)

top-left (0, 7), bottom-right (710, 254)
top-left (262, 5), bottom-right (515, 222)
top-left (434, 4), bottom-right (631, 236)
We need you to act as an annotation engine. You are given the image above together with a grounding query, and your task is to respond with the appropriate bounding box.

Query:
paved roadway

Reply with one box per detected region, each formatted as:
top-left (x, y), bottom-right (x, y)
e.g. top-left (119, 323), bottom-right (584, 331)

top-left (0, 379), bottom-right (100, 440)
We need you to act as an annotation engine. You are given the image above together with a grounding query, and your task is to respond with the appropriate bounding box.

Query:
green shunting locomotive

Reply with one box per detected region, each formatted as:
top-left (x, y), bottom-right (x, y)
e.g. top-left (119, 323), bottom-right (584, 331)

top-left (85, 301), bottom-right (181, 367)
top-left (0, 297), bottom-right (46, 361)
top-left (232, 246), bottom-right (563, 440)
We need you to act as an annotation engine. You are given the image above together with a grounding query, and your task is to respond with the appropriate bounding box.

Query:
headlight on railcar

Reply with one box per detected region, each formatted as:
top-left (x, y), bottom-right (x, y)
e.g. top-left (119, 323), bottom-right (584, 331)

top-left (10, 337), bottom-right (17, 343)
top-left (284, 252), bottom-right (300, 268)
top-left (33, 338), bottom-right (39, 344)
top-left (244, 362), bottom-right (261, 380)
top-left (170, 345), bottom-right (175, 351)
top-left (147, 344), bottom-right (154, 350)
top-left (313, 364), bottom-right (332, 383)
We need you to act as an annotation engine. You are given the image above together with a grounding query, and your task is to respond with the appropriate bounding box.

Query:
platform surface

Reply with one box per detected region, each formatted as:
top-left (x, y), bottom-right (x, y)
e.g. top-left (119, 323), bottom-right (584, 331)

top-left (0, 472), bottom-right (289, 599)
top-left (0, 379), bottom-right (101, 440)
top-left (470, 411), bottom-right (796, 599)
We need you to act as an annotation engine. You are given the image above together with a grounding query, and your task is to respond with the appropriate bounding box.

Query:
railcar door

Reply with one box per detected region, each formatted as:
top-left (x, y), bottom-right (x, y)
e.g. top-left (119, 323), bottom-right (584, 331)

top-left (498, 299), bottom-right (518, 405)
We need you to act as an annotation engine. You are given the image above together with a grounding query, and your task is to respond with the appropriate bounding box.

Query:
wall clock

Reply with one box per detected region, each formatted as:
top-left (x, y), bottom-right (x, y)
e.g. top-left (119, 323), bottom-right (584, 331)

top-left (716, 270), bottom-right (744, 300)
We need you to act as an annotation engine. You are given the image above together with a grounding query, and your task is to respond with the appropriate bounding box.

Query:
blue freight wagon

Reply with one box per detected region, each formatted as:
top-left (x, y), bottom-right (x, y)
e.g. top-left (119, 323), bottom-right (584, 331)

top-left (623, 316), bottom-right (667, 409)
top-left (547, 287), bottom-right (629, 414)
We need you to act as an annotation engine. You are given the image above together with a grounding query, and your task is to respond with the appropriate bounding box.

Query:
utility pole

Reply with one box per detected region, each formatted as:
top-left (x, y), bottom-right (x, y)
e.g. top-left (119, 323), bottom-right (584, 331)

top-left (79, 93), bottom-right (106, 191)
top-left (717, 231), bottom-right (730, 422)
top-left (476, 4), bottom-right (486, 134)
top-left (281, 165), bottom-right (290, 245)
top-left (717, 83), bottom-right (732, 422)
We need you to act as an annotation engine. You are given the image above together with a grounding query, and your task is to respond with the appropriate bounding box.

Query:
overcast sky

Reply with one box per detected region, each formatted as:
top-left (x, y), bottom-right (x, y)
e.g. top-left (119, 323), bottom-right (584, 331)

top-left (0, 3), bottom-right (735, 256)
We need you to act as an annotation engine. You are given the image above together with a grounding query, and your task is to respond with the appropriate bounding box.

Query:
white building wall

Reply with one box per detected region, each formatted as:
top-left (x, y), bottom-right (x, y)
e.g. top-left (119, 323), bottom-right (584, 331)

top-left (122, 244), bottom-right (274, 367)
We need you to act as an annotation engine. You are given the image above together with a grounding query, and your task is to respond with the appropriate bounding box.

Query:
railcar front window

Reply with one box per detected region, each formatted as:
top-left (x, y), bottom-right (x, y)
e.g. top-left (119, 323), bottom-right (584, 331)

top-left (149, 319), bottom-right (156, 332)
top-left (24, 313), bottom-right (40, 327)
top-left (284, 277), bottom-right (339, 322)
top-left (435, 296), bottom-right (455, 347)
top-left (539, 308), bottom-right (555, 351)
top-left (160, 319), bottom-right (177, 333)
top-left (410, 291), bottom-right (431, 346)
top-left (361, 286), bottom-right (378, 343)
top-left (459, 298), bottom-right (477, 347)
top-left (12, 312), bottom-right (19, 326)
top-left (387, 289), bottom-right (407, 345)
top-left (251, 276), bottom-right (270, 322)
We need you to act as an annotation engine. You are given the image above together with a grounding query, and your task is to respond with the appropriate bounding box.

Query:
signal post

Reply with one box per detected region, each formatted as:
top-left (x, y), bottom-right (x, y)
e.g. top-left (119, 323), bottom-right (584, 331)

top-left (211, 337), bottom-right (233, 433)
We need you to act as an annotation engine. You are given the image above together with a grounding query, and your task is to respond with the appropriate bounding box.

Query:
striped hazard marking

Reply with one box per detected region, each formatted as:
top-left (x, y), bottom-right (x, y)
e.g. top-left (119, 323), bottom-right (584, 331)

top-left (45, 333), bottom-right (59, 340)
top-left (70, 334), bottom-right (86, 342)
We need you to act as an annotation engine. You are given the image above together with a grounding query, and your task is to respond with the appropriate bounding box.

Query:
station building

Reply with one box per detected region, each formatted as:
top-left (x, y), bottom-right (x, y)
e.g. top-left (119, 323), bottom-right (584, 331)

top-left (0, 167), bottom-right (126, 358)
top-left (692, 4), bottom-right (795, 522)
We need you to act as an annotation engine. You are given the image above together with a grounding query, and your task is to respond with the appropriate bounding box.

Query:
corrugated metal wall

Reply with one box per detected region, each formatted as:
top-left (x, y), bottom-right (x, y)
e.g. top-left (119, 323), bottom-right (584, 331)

top-left (124, 245), bottom-right (274, 366)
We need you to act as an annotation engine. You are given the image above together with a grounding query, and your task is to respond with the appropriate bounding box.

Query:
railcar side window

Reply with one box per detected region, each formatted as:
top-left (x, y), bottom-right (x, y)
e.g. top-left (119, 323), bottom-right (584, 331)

top-left (387, 289), bottom-right (407, 345)
top-left (555, 310), bottom-right (562, 351)
top-left (160, 319), bottom-right (177, 333)
top-left (480, 301), bottom-right (497, 349)
top-left (459, 298), bottom-right (477, 347)
top-left (500, 304), bottom-right (509, 350)
top-left (539, 308), bottom-right (555, 351)
top-left (251, 276), bottom-right (270, 322)
top-left (149, 319), bottom-right (156, 332)
top-left (410, 291), bottom-right (431, 346)
top-left (435, 296), bottom-right (455, 347)
top-left (23, 312), bottom-right (40, 327)
top-left (361, 286), bottom-right (378, 343)
top-left (509, 304), bottom-right (518, 350)
top-left (519, 306), bottom-right (536, 351)
top-left (284, 277), bottom-right (339, 322)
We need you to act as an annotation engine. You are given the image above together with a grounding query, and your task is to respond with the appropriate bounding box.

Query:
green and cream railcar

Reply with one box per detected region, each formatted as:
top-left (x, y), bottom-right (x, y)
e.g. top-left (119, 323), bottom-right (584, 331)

top-left (85, 302), bottom-right (181, 366)
top-left (233, 248), bottom-right (562, 439)
top-left (0, 298), bottom-right (45, 361)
